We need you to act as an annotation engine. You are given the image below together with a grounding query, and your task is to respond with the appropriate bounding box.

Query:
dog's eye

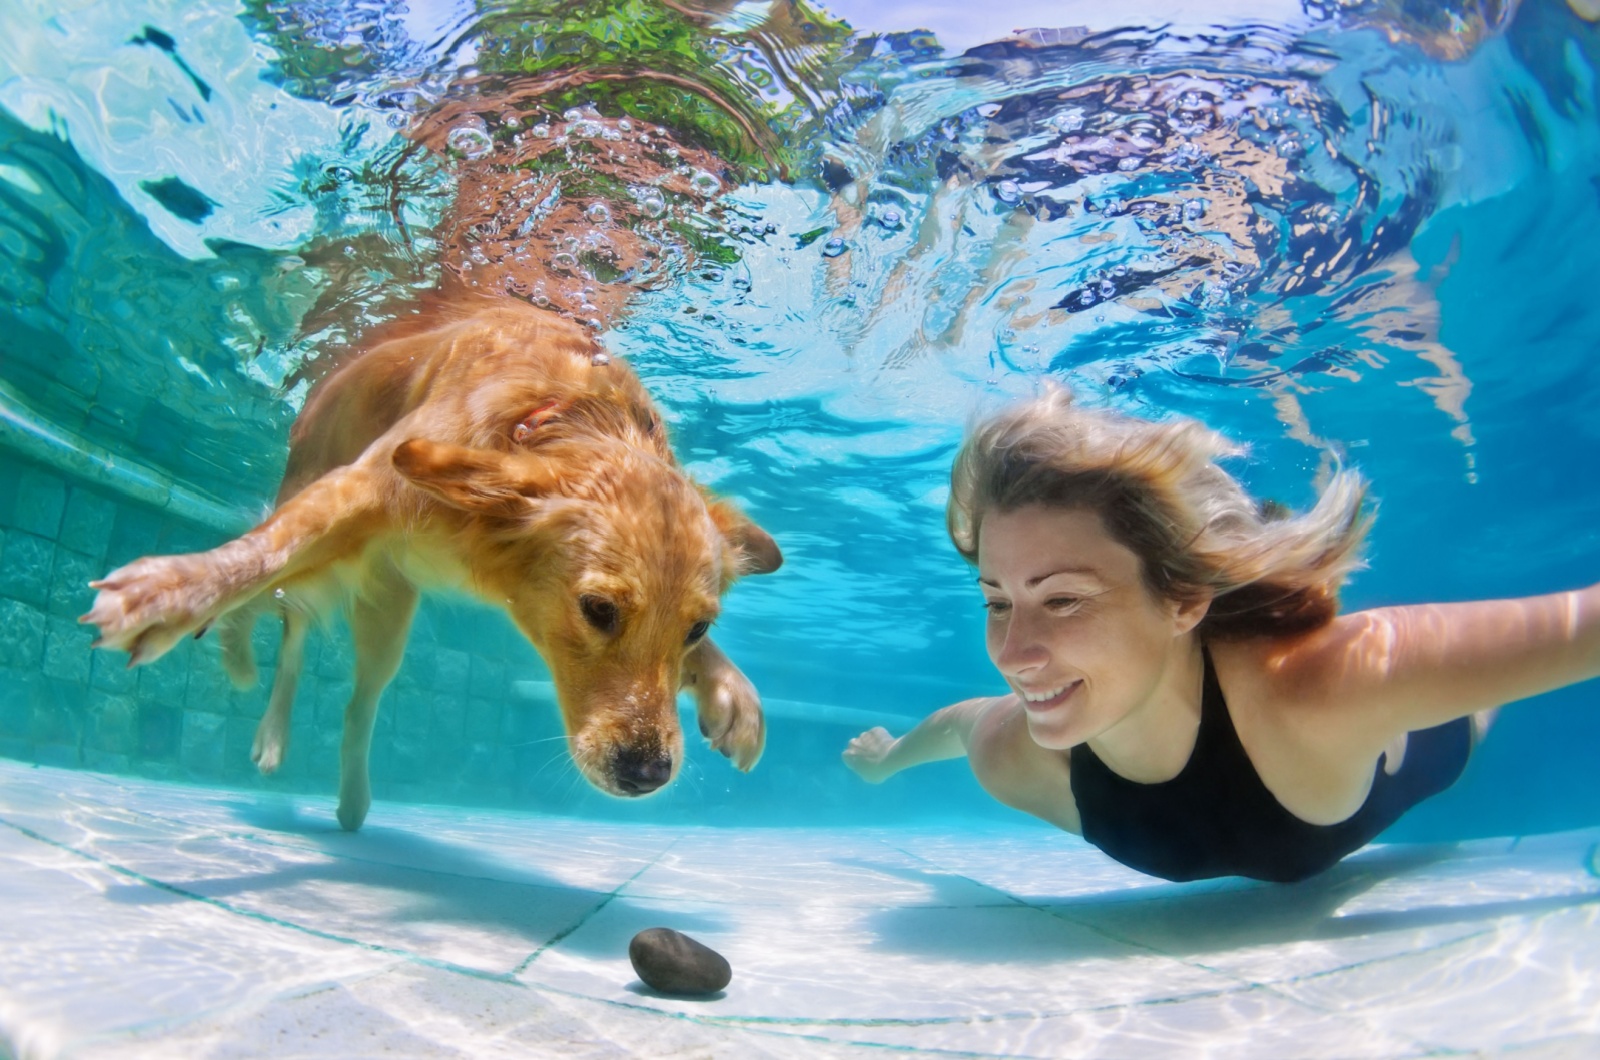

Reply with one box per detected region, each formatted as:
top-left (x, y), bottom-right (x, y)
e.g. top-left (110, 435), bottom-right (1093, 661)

top-left (580, 595), bottom-right (620, 634)
top-left (685, 620), bottom-right (711, 645)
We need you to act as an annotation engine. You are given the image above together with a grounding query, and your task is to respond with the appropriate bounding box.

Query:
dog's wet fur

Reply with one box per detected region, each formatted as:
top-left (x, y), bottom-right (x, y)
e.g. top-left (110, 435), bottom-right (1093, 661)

top-left (82, 299), bottom-right (780, 829)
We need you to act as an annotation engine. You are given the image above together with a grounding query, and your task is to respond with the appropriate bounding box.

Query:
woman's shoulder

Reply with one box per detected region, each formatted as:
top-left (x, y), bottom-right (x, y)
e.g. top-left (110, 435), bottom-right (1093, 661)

top-left (1206, 616), bottom-right (1372, 715)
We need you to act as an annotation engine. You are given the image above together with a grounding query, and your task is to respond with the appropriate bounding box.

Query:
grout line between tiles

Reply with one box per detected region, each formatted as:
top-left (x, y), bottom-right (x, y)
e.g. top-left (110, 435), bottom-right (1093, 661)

top-left (0, 812), bottom-right (521, 985)
top-left (511, 836), bottom-right (682, 974)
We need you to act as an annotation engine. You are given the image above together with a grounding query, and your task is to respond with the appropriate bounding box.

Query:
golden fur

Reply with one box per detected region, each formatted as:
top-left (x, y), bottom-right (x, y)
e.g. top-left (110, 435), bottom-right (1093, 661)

top-left (83, 299), bottom-right (780, 828)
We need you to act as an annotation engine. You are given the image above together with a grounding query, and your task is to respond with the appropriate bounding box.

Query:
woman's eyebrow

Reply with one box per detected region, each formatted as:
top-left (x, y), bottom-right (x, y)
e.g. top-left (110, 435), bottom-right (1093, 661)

top-left (977, 567), bottom-right (1099, 589)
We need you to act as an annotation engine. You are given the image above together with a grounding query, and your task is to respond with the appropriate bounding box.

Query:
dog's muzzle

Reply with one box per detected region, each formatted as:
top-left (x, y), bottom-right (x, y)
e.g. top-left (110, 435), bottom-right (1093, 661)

top-left (610, 746), bottom-right (674, 796)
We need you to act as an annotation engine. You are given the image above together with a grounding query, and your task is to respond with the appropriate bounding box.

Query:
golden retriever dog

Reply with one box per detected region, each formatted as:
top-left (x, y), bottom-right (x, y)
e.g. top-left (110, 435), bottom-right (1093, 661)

top-left (81, 297), bottom-right (781, 829)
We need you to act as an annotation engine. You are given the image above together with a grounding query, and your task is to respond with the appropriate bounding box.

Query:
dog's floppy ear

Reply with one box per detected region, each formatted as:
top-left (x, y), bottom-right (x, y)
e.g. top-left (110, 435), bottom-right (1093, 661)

top-left (393, 439), bottom-right (562, 514)
top-left (709, 500), bottom-right (782, 575)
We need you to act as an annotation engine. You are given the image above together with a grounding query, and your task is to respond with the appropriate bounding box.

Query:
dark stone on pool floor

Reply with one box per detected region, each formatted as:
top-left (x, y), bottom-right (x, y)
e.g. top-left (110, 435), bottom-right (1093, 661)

top-left (628, 928), bottom-right (732, 995)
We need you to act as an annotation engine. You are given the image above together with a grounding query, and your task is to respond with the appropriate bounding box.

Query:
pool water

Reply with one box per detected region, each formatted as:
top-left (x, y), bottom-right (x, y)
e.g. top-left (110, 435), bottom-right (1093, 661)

top-left (1, 0), bottom-right (1598, 1055)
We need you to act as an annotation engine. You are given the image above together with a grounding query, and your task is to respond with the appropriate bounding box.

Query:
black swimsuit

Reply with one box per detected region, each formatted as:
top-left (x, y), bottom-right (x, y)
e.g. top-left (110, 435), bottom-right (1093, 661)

top-left (1068, 650), bottom-right (1473, 883)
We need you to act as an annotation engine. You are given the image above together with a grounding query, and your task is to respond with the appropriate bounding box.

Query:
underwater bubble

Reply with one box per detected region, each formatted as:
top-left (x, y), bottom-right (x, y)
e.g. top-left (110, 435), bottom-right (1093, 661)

top-left (1117, 157), bottom-right (1141, 171)
top-left (879, 207), bottom-right (904, 229)
top-left (702, 268), bottom-right (724, 282)
top-left (690, 169), bottom-right (722, 195)
top-left (995, 180), bottom-right (1021, 204)
top-left (823, 236), bottom-right (847, 257)
top-left (530, 123), bottom-right (551, 138)
top-left (1097, 279), bottom-right (1115, 298)
top-left (731, 275), bottom-right (752, 292)
top-left (273, 588), bottom-right (286, 599)
top-left (551, 251), bottom-right (578, 272)
top-left (586, 202), bottom-right (612, 224)
top-left (568, 119), bottom-right (603, 138)
top-left (1080, 290), bottom-right (1096, 306)
top-left (1112, 264), bottom-right (1129, 277)
top-left (977, 102), bottom-right (1002, 118)
top-left (324, 165), bottom-right (355, 182)
top-left (618, 118), bottom-right (632, 132)
top-left (446, 124), bottom-right (493, 159)
top-left (1183, 199), bottom-right (1207, 224)
top-left (1049, 107), bottom-right (1086, 133)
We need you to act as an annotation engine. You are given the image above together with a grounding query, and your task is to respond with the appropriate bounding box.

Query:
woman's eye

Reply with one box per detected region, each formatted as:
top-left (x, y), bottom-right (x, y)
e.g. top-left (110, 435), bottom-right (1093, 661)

top-left (983, 600), bottom-right (1010, 616)
top-left (685, 620), bottom-right (711, 645)
top-left (580, 595), bottom-right (620, 634)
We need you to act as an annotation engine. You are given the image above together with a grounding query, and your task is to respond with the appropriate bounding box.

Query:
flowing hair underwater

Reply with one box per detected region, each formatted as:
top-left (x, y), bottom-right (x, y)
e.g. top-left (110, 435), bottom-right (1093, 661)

top-left (946, 386), bottom-right (1374, 639)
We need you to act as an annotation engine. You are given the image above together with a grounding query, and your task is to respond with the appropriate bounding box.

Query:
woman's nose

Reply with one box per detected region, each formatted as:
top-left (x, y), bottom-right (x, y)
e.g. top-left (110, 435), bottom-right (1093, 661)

top-left (994, 609), bottom-right (1048, 675)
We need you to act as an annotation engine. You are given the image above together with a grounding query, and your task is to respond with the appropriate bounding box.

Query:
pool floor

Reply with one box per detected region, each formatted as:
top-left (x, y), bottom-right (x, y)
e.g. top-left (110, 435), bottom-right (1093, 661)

top-left (0, 758), bottom-right (1597, 1058)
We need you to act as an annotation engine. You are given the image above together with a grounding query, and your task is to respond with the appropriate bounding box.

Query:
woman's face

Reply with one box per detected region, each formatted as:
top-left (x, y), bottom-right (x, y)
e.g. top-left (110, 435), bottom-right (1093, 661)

top-left (976, 504), bottom-right (1205, 750)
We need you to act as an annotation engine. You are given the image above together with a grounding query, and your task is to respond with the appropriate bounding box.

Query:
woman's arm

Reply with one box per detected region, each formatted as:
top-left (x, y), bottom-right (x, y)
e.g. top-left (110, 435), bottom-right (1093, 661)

top-left (1266, 581), bottom-right (1600, 753)
top-left (842, 697), bottom-right (996, 783)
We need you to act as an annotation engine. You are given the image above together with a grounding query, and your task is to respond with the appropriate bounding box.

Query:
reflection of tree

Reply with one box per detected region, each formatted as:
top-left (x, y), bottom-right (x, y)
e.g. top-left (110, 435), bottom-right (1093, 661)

top-left (242, 0), bottom-right (863, 381)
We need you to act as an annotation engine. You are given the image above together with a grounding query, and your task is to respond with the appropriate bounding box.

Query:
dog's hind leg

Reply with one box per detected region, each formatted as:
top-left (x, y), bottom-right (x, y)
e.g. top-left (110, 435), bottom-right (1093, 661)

top-left (219, 607), bottom-right (260, 690)
top-left (336, 559), bottom-right (418, 832)
top-left (251, 609), bottom-right (308, 776)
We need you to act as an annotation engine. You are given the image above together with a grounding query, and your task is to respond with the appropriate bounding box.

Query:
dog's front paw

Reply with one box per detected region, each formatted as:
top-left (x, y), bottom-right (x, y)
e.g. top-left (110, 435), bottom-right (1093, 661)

top-left (80, 554), bottom-right (226, 666)
top-left (693, 663), bottom-right (766, 772)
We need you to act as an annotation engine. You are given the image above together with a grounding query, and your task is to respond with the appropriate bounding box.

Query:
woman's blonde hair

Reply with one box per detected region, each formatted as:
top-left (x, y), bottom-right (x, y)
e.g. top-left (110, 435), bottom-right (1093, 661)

top-left (947, 386), bottom-right (1372, 639)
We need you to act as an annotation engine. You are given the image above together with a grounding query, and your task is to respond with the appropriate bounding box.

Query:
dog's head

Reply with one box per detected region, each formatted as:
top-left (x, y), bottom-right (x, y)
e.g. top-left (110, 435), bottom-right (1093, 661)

top-left (391, 436), bottom-right (780, 797)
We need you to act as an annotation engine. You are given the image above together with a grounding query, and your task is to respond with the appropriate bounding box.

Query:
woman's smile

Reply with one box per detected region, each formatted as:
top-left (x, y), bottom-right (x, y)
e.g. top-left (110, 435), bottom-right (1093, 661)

top-left (1015, 679), bottom-right (1081, 712)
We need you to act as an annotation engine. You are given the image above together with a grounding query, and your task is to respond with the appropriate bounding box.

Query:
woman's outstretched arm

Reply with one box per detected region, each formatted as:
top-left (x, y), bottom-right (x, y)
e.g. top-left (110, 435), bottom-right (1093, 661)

top-left (842, 697), bottom-right (998, 783)
top-left (1263, 581), bottom-right (1600, 756)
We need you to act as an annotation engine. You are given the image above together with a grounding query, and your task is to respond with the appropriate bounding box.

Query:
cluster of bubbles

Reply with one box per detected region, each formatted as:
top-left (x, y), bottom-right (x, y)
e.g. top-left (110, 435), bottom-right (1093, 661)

top-left (407, 95), bottom-right (767, 328)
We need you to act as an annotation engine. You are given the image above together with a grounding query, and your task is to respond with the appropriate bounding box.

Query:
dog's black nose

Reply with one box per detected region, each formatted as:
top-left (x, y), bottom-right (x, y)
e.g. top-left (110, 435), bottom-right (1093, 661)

top-left (613, 749), bottom-right (673, 796)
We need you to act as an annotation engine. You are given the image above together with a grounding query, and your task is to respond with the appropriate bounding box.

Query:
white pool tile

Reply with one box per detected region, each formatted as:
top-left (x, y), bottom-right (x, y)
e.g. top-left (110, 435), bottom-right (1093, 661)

top-left (0, 825), bottom-right (401, 1059)
top-left (3, 759), bottom-right (1598, 1059)
top-left (1271, 903), bottom-right (1600, 1052)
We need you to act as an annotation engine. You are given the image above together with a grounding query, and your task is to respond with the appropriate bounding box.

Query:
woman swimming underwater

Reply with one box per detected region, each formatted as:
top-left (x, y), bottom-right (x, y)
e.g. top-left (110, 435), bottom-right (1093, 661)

top-left (843, 387), bottom-right (1600, 883)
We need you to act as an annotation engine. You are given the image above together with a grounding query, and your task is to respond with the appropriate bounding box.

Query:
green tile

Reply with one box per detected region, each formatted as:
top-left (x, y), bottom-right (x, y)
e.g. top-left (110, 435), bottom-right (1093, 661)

top-left (1, 532), bottom-right (54, 608)
top-left (89, 648), bottom-right (140, 694)
top-left (13, 468), bottom-right (66, 538)
top-left (47, 546), bottom-right (98, 619)
top-left (86, 693), bottom-right (137, 755)
top-left (180, 710), bottom-right (227, 777)
top-left (41, 615), bottom-right (92, 684)
top-left (0, 599), bottom-right (46, 669)
top-left (137, 702), bottom-right (181, 761)
top-left (59, 488), bottom-right (118, 560)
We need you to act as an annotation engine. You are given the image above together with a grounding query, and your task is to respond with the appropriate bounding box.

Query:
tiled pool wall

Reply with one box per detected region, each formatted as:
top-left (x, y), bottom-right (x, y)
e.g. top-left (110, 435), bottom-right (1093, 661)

top-left (0, 452), bottom-right (984, 825)
top-left (0, 451), bottom-right (539, 803)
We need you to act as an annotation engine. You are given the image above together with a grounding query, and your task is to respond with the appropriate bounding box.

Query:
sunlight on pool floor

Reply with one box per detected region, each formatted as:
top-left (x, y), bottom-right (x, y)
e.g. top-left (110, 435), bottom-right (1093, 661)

top-left (0, 758), bottom-right (1596, 1059)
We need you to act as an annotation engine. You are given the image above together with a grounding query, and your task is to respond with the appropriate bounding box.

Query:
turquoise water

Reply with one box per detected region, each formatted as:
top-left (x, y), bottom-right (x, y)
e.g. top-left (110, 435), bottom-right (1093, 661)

top-left (1, 0), bottom-right (1598, 845)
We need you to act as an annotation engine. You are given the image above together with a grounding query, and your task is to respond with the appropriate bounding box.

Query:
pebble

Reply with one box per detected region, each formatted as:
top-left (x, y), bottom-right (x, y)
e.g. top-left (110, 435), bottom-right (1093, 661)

top-left (628, 928), bottom-right (732, 995)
